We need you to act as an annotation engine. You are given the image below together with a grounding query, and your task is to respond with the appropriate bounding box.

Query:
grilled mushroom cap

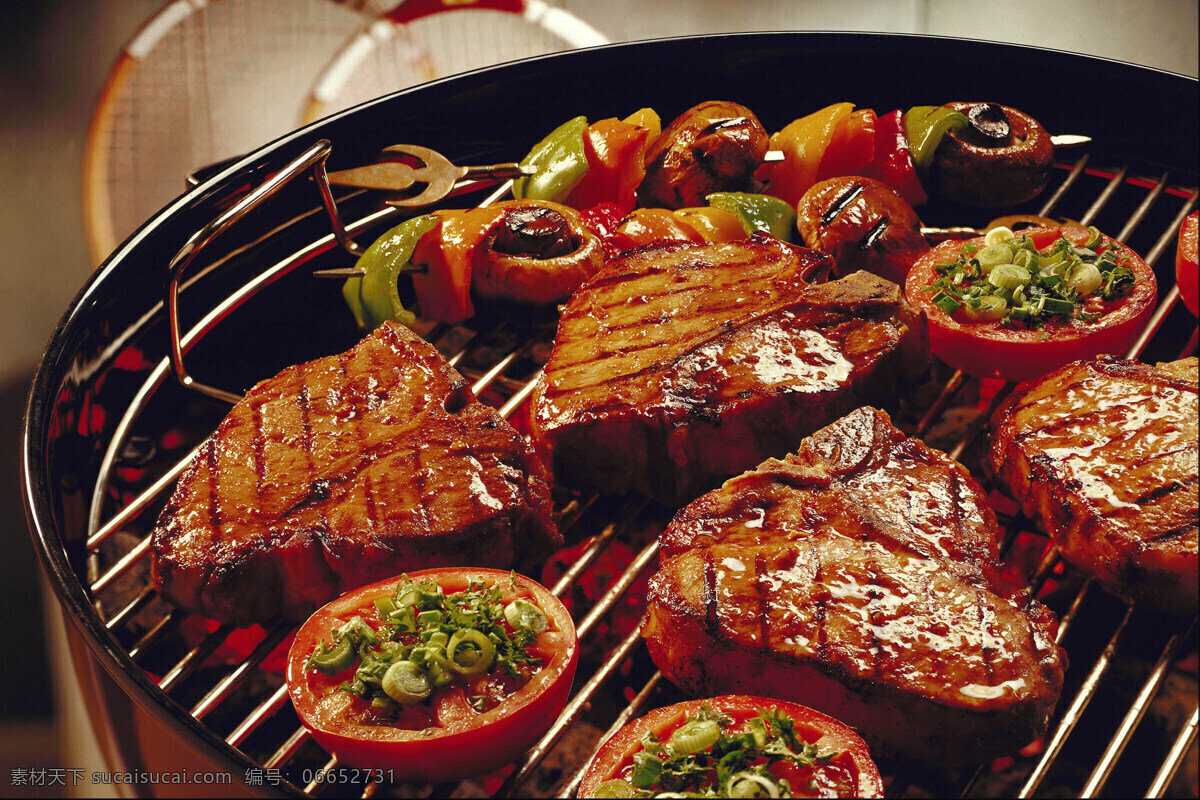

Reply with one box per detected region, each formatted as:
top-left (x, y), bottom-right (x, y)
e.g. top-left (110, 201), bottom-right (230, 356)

top-left (932, 101), bottom-right (1055, 207)
top-left (639, 101), bottom-right (769, 209)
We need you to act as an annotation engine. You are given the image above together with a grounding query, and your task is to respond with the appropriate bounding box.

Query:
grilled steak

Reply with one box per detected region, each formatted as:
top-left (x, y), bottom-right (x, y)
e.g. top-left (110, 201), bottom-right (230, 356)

top-left (643, 407), bottom-right (1065, 764)
top-left (151, 321), bottom-right (560, 626)
top-left (991, 356), bottom-right (1198, 614)
top-left (529, 234), bottom-right (928, 507)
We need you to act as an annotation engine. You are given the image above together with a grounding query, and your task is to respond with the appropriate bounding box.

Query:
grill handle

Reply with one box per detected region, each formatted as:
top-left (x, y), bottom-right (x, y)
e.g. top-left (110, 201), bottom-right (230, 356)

top-left (164, 138), bottom-right (359, 404)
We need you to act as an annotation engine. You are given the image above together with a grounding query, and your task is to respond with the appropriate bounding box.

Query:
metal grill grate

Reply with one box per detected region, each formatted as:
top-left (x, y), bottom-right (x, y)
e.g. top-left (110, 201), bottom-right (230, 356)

top-left (75, 143), bottom-right (1198, 798)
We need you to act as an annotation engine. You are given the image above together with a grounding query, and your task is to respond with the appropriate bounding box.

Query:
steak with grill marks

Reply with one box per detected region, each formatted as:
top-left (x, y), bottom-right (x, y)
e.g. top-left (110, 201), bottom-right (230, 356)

top-left (643, 407), bottom-right (1065, 764)
top-left (529, 233), bottom-right (928, 507)
top-left (151, 321), bottom-right (560, 626)
top-left (991, 356), bottom-right (1198, 614)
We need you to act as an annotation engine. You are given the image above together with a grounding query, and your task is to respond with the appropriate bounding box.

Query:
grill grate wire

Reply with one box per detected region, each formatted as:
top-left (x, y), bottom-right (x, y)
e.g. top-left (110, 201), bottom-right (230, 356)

top-left (76, 146), bottom-right (1199, 798)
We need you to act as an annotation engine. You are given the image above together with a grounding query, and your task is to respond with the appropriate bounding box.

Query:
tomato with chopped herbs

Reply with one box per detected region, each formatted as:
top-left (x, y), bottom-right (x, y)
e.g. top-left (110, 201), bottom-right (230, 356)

top-left (905, 225), bottom-right (1157, 382)
top-left (576, 696), bottom-right (883, 799)
top-left (286, 568), bottom-right (577, 782)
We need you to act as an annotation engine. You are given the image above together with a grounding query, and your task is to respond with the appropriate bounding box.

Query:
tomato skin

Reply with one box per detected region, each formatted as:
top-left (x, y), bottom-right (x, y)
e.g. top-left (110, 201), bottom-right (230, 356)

top-left (905, 226), bottom-right (1158, 383)
top-left (1176, 211), bottom-right (1198, 316)
top-left (286, 568), bottom-right (577, 783)
top-left (576, 695), bottom-right (883, 799)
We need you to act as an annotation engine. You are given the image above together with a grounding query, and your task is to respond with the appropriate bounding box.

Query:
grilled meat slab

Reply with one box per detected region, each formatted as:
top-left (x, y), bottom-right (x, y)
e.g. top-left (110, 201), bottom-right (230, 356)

top-left (644, 407), bottom-right (1065, 764)
top-left (991, 356), bottom-right (1198, 614)
top-left (151, 321), bottom-right (560, 626)
top-left (529, 234), bottom-right (928, 506)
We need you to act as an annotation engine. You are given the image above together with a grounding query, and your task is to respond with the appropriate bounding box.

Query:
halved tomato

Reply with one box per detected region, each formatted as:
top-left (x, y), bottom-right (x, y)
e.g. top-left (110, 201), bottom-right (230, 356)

top-left (576, 695), bottom-right (883, 799)
top-left (905, 225), bottom-right (1158, 383)
top-left (286, 568), bottom-right (577, 783)
top-left (1177, 211), bottom-right (1198, 316)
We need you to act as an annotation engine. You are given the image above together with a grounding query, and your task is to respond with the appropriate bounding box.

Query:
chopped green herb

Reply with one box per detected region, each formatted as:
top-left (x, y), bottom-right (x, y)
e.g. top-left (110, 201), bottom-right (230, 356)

top-left (921, 228), bottom-right (1136, 328)
top-left (610, 704), bottom-right (839, 798)
top-left (306, 574), bottom-right (547, 718)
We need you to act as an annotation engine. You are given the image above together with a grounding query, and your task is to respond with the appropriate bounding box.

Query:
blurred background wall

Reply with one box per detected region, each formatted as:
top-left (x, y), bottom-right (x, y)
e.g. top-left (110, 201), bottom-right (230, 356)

top-left (2, 0), bottom-right (1195, 795)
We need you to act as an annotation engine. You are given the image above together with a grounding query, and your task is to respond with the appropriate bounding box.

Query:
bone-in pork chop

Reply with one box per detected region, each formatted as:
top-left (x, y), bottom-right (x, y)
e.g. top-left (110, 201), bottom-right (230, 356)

top-left (991, 356), bottom-right (1198, 614)
top-left (151, 321), bottom-right (560, 626)
top-left (643, 407), bottom-right (1065, 764)
top-left (529, 234), bottom-right (928, 506)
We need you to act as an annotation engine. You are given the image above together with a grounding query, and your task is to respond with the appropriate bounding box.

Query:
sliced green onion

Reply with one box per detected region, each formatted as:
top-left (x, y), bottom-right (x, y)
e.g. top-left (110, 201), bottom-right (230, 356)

top-left (748, 716), bottom-right (769, 749)
top-left (374, 597), bottom-right (397, 618)
top-left (975, 244), bottom-right (1014, 274)
top-left (984, 226), bottom-right (1015, 247)
top-left (306, 636), bottom-right (356, 676)
top-left (1041, 296), bottom-right (1077, 314)
top-left (505, 598), bottom-right (548, 634)
top-left (447, 629), bottom-right (496, 675)
top-left (629, 753), bottom-right (664, 788)
top-left (988, 263), bottom-right (1031, 292)
top-left (1066, 261), bottom-right (1103, 295)
top-left (1012, 249), bottom-right (1035, 270)
top-left (396, 580), bottom-right (441, 611)
top-left (1038, 256), bottom-right (1067, 277)
top-left (381, 661), bottom-right (431, 705)
top-left (591, 779), bottom-right (637, 798)
top-left (669, 719), bottom-right (721, 754)
top-left (964, 295), bottom-right (1007, 322)
top-left (726, 772), bottom-right (781, 799)
top-left (417, 649), bottom-right (454, 688)
top-left (1084, 225), bottom-right (1104, 250)
top-left (931, 290), bottom-right (962, 315)
top-left (417, 609), bottom-right (443, 628)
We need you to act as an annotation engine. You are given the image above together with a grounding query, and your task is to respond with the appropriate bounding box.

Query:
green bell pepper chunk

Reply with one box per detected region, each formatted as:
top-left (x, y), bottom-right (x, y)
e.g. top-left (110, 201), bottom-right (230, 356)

top-left (904, 106), bottom-right (969, 172)
top-left (512, 115), bottom-right (589, 203)
top-left (707, 192), bottom-right (797, 242)
top-left (342, 214), bottom-right (439, 330)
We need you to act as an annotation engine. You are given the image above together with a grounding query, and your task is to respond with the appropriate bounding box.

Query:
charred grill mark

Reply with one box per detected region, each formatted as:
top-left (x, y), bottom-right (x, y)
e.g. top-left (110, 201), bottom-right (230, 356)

top-left (364, 471), bottom-right (378, 533)
top-left (977, 589), bottom-right (997, 684)
top-left (865, 561), bottom-right (884, 675)
top-left (589, 265), bottom-right (780, 320)
top-left (813, 543), bottom-right (829, 664)
top-left (250, 399), bottom-right (266, 496)
top-left (702, 116), bottom-right (752, 135)
top-left (579, 262), bottom-right (674, 291)
top-left (820, 181), bottom-right (865, 226)
top-left (949, 468), bottom-right (966, 551)
top-left (703, 550), bottom-right (719, 632)
top-left (1133, 472), bottom-right (1198, 506)
top-left (1008, 375), bottom-right (1174, 444)
top-left (205, 442), bottom-right (223, 532)
top-left (297, 376), bottom-right (336, 540)
top-left (298, 384), bottom-right (314, 463)
top-left (1142, 523), bottom-right (1199, 545)
top-left (860, 216), bottom-right (891, 250)
top-left (1089, 357), bottom-right (1199, 394)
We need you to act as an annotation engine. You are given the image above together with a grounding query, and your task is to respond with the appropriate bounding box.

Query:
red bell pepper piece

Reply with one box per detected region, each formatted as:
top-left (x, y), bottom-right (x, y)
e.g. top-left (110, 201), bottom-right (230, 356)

top-left (862, 109), bottom-right (927, 206)
top-left (579, 201), bottom-right (629, 258)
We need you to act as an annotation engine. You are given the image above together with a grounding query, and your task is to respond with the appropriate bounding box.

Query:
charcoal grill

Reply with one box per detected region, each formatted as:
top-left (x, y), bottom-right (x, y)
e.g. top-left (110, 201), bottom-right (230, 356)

top-left (22, 33), bottom-right (1199, 798)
